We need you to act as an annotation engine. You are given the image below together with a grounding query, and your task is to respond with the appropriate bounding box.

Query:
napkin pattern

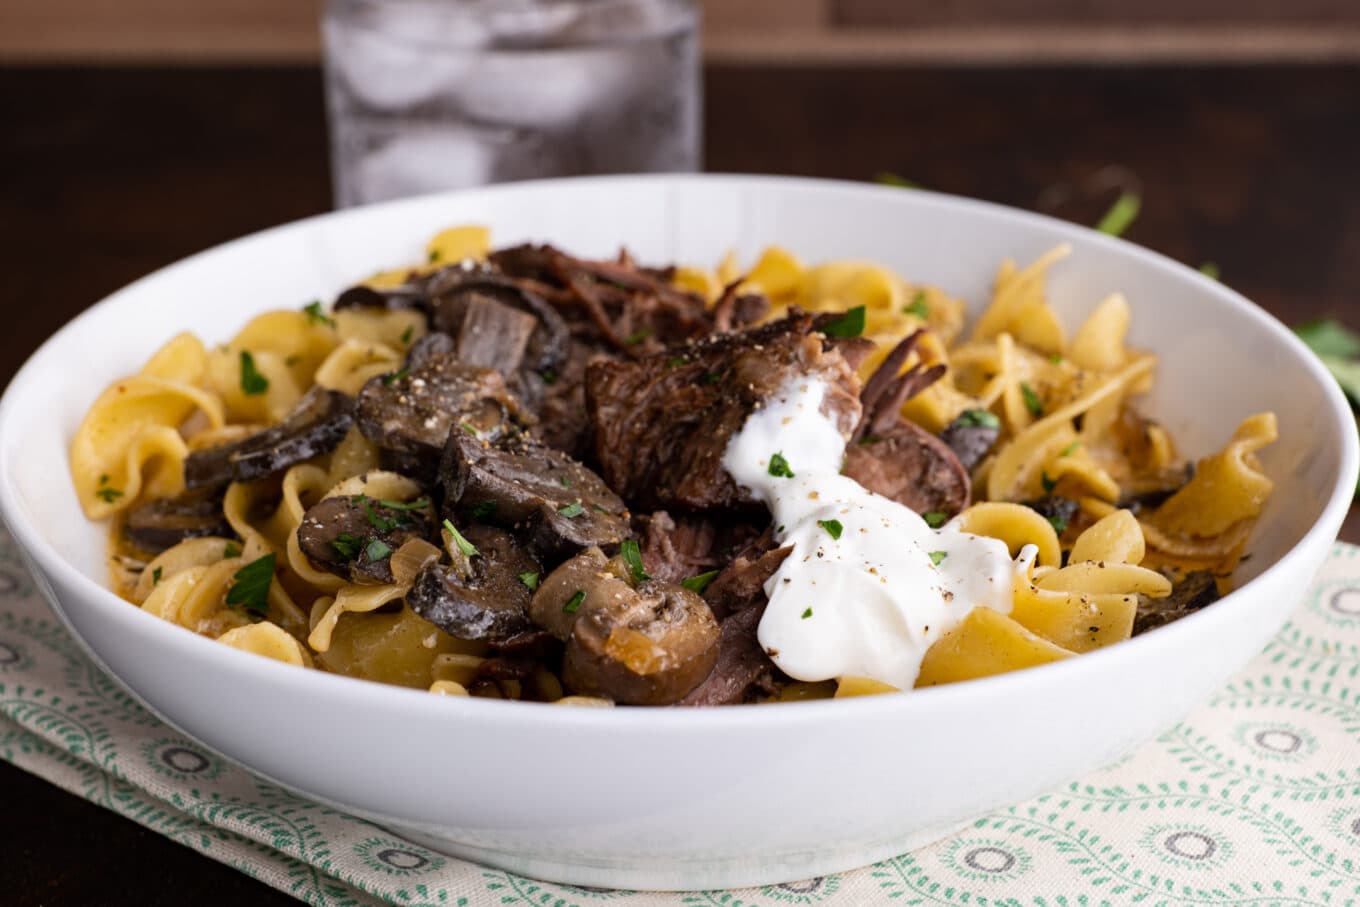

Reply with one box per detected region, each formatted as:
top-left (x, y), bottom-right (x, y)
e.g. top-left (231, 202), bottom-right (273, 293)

top-left (4, 528), bottom-right (1360, 907)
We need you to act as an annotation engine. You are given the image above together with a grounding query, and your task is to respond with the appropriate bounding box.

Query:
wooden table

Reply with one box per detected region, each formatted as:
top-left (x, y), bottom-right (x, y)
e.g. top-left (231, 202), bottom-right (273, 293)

top-left (2, 64), bottom-right (1357, 906)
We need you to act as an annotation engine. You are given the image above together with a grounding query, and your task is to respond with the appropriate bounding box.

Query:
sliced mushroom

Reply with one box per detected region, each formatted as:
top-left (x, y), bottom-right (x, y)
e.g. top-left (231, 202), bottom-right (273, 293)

top-left (296, 493), bottom-right (435, 584)
top-left (1134, 570), bottom-right (1220, 635)
top-left (940, 415), bottom-right (1001, 473)
top-left (333, 282), bottom-right (429, 315)
top-left (529, 547), bottom-right (627, 641)
top-left (184, 386), bottom-right (354, 489)
top-left (406, 525), bottom-right (541, 643)
top-left (429, 277), bottom-right (571, 376)
top-left (355, 353), bottom-right (528, 481)
top-left (843, 420), bottom-right (971, 519)
top-left (440, 430), bottom-right (630, 560)
top-left (122, 486), bottom-right (235, 553)
top-left (404, 331), bottom-right (457, 369)
top-left (561, 579), bottom-right (720, 705)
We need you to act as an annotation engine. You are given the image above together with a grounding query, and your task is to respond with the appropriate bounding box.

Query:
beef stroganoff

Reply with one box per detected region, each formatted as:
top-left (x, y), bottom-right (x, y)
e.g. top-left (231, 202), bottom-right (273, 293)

top-left (70, 225), bottom-right (1276, 705)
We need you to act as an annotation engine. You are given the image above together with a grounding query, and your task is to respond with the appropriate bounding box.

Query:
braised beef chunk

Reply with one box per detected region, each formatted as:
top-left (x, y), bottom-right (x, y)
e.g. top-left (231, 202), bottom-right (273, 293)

top-left (586, 314), bottom-right (863, 512)
top-left (355, 354), bottom-right (528, 481)
top-left (702, 544), bottom-right (793, 620)
top-left (527, 337), bottom-right (610, 458)
top-left (184, 387), bottom-right (354, 489)
top-left (639, 511), bottom-right (718, 584)
top-left (440, 429), bottom-right (630, 560)
top-left (406, 525), bottom-right (540, 643)
top-left (1134, 571), bottom-right (1221, 635)
top-left (123, 487), bottom-right (235, 553)
top-left (429, 277), bottom-right (571, 376)
top-left (853, 331), bottom-right (946, 442)
top-left (296, 493), bottom-right (435, 585)
top-left (677, 606), bottom-right (782, 706)
top-left (843, 421), bottom-right (971, 519)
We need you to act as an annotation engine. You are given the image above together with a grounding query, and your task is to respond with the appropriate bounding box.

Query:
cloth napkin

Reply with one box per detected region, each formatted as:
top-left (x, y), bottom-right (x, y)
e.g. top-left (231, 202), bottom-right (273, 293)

top-left (4, 528), bottom-right (1360, 907)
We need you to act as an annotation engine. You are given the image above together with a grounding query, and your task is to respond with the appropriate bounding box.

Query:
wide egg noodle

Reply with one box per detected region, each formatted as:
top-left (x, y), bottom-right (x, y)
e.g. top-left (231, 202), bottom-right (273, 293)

top-left (217, 621), bottom-right (314, 667)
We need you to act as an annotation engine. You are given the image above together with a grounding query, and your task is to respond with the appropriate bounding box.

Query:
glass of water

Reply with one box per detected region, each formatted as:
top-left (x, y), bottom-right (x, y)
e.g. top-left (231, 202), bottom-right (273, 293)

top-left (322, 0), bottom-right (701, 208)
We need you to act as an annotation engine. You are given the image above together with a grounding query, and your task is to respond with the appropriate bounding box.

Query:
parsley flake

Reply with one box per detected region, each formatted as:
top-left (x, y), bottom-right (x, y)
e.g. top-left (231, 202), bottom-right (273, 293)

top-left (801, 607), bottom-right (813, 619)
top-left (1041, 472), bottom-right (1058, 495)
top-left (957, 408), bottom-right (1001, 429)
top-left (665, 357), bottom-right (688, 368)
top-left (821, 305), bottom-right (866, 338)
top-left (817, 519), bottom-right (844, 540)
top-left (620, 539), bottom-right (650, 583)
top-left (468, 500), bottom-right (497, 521)
top-left (358, 497), bottom-right (399, 532)
top-left (331, 533), bottom-right (360, 560)
top-left (98, 473), bottom-right (110, 485)
top-left (558, 502), bottom-right (585, 519)
top-left (923, 511), bottom-right (947, 529)
top-left (680, 570), bottom-right (719, 594)
top-left (1049, 352), bottom-right (1065, 365)
top-left (702, 372), bottom-right (721, 385)
top-left (428, 249), bottom-right (440, 263)
top-left (517, 571), bottom-right (540, 591)
top-left (563, 590), bottom-right (585, 614)
top-left (442, 519), bottom-right (479, 557)
top-left (400, 325), bottom-right (415, 345)
top-left (541, 368), bottom-right (558, 385)
top-left (1020, 382), bottom-right (1044, 417)
top-left (151, 566), bottom-right (163, 586)
top-left (382, 367), bottom-right (410, 387)
top-left (225, 553), bottom-right (275, 618)
top-left (768, 452), bottom-right (794, 478)
top-left (377, 497), bottom-right (429, 511)
top-left (239, 351), bottom-right (269, 396)
top-left (223, 541), bottom-right (242, 559)
top-left (928, 550), bottom-right (948, 566)
top-left (94, 486), bottom-right (123, 504)
top-left (1047, 513), bottom-right (1070, 535)
top-left (1060, 440), bottom-right (1081, 457)
top-left (624, 327), bottom-right (652, 345)
top-left (303, 300), bottom-right (335, 328)
top-left (903, 290), bottom-right (929, 319)
top-left (365, 538), bottom-right (393, 561)
top-left (1095, 191), bottom-right (1141, 237)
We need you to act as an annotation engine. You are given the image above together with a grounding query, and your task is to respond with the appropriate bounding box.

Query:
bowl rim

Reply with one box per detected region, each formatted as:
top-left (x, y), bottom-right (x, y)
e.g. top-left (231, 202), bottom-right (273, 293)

top-left (1, 172), bottom-right (1355, 731)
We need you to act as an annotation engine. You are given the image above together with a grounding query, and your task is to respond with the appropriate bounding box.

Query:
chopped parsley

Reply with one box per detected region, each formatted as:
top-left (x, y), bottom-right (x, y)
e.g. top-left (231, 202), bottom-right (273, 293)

top-left (624, 327), bottom-right (652, 346)
top-left (382, 367), bottom-right (410, 386)
top-left (468, 500), bottom-right (497, 521)
top-left (903, 291), bottom-right (929, 319)
top-left (801, 607), bottom-right (813, 619)
top-left (1095, 191), bottom-right (1141, 237)
top-left (563, 590), bottom-right (585, 614)
top-left (238, 350), bottom-right (269, 396)
top-left (821, 305), bottom-right (866, 338)
top-left (1049, 352), bottom-right (1065, 365)
top-left (1047, 513), bottom-right (1070, 535)
top-left (541, 368), bottom-right (559, 385)
top-left (1041, 472), bottom-right (1058, 494)
top-left (620, 539), bottom-right (650, 583)
top-left (358, 497), bottom-right (399, 532)
top-left (702, 372), bottom-right (721, 385)
top-left (223, 541), bottom-right (242, 559)
top-left (817, 519), bottom-right (844, 540)
top-left (517, 571), bottom-right (540, 591)
top-left (428, 249), bottom-right (440, 263)
top-left (1020, 382), bottom-right (1044, 417)
top-left (377, 497), bottom-right (429, 511)
top-left (956, 408), bottom-right (1001, 430)
top-left (928, 550), bottom-right (948, 566)
top-left (151, 566), bottom-right (163, 586)
top-left (1060, 440), bottom-right (1081, 457)
top-left (591, 503), bottom-right (611, 514)
top-left (94, 486), bottom-right (124, 504)
top-left (558, 475), bottom-right (572, 488)
top-left (98, 473), bottom-right (110, 485)
top-left (331, 533), bottom-right (361, 560)
top-left (460, 422), bottom-right (478, 436)
top-left (768, 452), bottom-right (795, 479)
top-left (922, 511), bottom-right (947, 529)
top-left (365, 538), bottom-right (393, 561)
top-left (680, 570), bottom-right (719, 594)
top-left (400, 325), bottom-right (415, 345)
top-left (303, 300), bottom-right (335, 328)
top-left (225, 553), bottom-right (275, 618)
top-left (665, 357), bottom-right (688, 368)
top-left (442, 519), bottom-right (479, 557)
top-left (558, 502), bottom-right (585, 519)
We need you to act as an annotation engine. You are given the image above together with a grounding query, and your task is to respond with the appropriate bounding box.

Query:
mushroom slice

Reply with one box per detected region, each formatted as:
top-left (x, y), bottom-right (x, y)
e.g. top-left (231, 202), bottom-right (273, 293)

top-left (333, 283), bottom-right (429, 315)
top-left (355, 353), bottom-right (528, 481)
top-left (529, 547), bottom-right (625, 641)
top-left (122, 486), bottom-right (235, 553)
top-left (430, 277), bottom-right (571, 376)
top-left (561, 579), bottom-right (720, 706)
top-left (406, 526), bottom-right (541, 643)
top-left (939, 413), bottom-right (1002, 473)
top-left (441, 430), bottom-right (630, 560)
top-left (184, 386), bottom-right (353, 489)
top-left (296, 493), bottom-right (435, 584)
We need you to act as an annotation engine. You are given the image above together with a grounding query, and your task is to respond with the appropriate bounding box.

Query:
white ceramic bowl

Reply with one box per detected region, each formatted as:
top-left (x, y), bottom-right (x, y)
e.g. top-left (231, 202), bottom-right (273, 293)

top-left (1, 175), bottom-right (1355, 891)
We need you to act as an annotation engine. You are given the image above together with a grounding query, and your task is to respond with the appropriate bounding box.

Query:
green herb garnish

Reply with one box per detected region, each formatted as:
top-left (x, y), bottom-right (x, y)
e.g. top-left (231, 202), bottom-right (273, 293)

top-left (1047, 514), bottom-right (1070, 535)
top-left (365, 538), bottom-right (393, 561)
top-left (382, 367), bottom-right (410, 386)
top-left (331, 533), bottom-right (360, 560)
top-left (357, 497), bottom-right (398, 532)
top-left (768, 452), bottom-right (794, 478)
top-left (1021, 382), bottom-right (1044, 417)
top-left (903, 291), bottom-right (929, 319)
top-left (821, 305), bottom-right (867, 338)
top-left (151, 566), bottom-right (163, 586)
top-left (541, 369), bottom-right (558, 385)
top-left (225, 553), bottom-right (275, 618)
top-left (702, 373), bottom-right (721, 385)
top-left (1060, 440), bottom-right (1081, 457)
top-left (801, 607), bottom-right (813, 619)
top-left (666, 357), bottom-right (687, 368)
top-left (1041, 472), bottom-right (1058, 495)
top-left (923, 511), bottom-right (947, 529)
top-left (817, 519), bottom-right (844, 540)
top-left (1049, 353), bottom-right (1065, 365)
top-left (957, 408), bottom-right (1001, 429)
top-left (239, 351), bottom-right (269, 396)
top-left (557, 502), bottom-right (585, 519)
top-left (680, 570), bottom-right (719, 594)
top-left (98, 473), bottom-right (110, 485)
top-left (400, 325), bottom-right (415, 345)
top-left (303, 300), bottom-right (335, 328)
top-left (223, 541), bottom-right (242, 559)
top-left (928, 550), bottom-right (948, 566)
top-left (377, 497), bottom-right (429, 511)
top-left (563, 590), bottom-right (585, 614)
top-left (94, 486), bottom-right (123, 504)
top-left (517, 572), bottom-right (540, 591)
top-left (428, 249), bottom-right (440, 263)
top-left (442, 519), bottom-right (479, 557)
top-left (1095, 191), bottom-right (1141, 237)
top-left (558, 475), bottom-right (572, 488)
top-left (620, 539), bottom-right (650, 583)
top-left (468, 500), bottom-right (497, 521)
top-left (624, 327), bottom-right (652, 346)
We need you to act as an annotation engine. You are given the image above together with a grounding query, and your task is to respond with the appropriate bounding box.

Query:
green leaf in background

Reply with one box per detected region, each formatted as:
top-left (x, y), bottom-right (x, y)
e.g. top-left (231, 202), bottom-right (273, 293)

top-left (875, 172), bottom-right (919, 189)
top-left (1198, 261), bottom-right (1221, 281)
top-left (1095, 192), bottom-right (1141, 237)
top-left (1295, 319), bottom-right (1360, 360)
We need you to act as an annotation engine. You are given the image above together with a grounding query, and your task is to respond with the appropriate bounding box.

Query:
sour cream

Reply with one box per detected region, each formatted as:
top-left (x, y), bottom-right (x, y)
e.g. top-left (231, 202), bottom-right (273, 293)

top-left (723, 377), bottom-right (1021, 690)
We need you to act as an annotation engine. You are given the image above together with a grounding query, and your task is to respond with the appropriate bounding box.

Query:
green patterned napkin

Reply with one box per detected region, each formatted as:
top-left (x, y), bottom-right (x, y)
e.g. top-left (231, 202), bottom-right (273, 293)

top-left (3, 528), bottom-right (1360, 907)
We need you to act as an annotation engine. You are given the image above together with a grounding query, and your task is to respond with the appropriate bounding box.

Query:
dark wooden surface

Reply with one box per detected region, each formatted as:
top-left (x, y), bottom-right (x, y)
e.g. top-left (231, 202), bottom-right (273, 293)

top-left (2, 64), bottom-right (1358, 906)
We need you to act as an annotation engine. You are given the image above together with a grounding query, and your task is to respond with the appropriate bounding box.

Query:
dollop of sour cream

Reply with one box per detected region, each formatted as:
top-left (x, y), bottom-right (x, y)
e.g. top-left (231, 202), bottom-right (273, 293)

top-left (723, 377), bottom-right (1023, 690)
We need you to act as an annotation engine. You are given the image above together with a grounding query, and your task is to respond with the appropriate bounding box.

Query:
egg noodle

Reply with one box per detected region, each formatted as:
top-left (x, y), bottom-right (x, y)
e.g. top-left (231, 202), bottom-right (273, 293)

top-left (71, 225), bottom-right (1276, 701)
